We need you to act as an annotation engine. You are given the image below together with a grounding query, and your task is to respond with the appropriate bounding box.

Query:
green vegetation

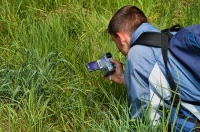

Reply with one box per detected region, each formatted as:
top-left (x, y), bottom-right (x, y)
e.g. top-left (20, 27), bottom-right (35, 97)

top-left (0, 0), bottom-right (199, 131)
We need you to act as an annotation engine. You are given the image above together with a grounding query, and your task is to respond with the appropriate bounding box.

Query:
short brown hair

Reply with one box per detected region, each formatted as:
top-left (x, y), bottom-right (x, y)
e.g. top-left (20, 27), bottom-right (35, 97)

top-left (107, 5), bottom-right (148, 37)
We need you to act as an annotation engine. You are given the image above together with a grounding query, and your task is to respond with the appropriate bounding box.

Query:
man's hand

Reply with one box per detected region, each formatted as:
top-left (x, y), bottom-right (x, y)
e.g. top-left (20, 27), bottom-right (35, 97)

top-left (103, 59), bottom-right (125, 85)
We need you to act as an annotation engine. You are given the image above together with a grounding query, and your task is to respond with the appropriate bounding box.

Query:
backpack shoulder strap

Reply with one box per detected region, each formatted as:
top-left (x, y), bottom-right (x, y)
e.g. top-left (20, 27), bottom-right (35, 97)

top-left (131, 24), bottom-right (182, 48)
top-left (131, 32), bottom-right (162, 47)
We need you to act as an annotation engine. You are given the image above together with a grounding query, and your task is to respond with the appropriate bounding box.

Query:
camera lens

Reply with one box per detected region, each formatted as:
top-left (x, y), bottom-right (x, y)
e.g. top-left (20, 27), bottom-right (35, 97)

top-left (106, 52), bottom-right (112, 58)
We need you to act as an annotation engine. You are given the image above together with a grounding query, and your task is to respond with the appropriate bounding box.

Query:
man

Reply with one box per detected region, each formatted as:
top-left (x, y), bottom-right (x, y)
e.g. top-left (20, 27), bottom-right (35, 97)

top-left (105, 5), bottom-right (200, 130)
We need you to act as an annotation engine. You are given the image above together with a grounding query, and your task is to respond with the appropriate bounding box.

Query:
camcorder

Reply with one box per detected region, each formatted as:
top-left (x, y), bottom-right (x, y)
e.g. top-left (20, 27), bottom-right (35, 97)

top-left (86, 52), bottom-right (116, 76)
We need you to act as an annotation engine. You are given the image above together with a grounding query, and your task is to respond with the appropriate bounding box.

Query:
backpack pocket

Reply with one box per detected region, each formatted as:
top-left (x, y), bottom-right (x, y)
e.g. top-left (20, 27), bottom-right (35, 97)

top-left (169, 27), bottom-right (200, 80)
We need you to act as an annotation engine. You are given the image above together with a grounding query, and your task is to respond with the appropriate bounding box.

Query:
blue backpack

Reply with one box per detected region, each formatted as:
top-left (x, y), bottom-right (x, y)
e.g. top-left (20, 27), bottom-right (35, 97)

top-left (132, 24), bottom-right (200, 131)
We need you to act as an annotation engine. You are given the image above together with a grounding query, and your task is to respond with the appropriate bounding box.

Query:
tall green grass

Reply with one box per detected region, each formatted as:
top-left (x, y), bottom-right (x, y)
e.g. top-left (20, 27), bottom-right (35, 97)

top-left (0, 0), bottom-right (199, 131)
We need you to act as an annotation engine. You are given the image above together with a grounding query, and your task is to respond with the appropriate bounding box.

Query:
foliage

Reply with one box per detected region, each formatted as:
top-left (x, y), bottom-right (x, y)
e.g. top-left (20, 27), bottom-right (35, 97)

top-left (0, 0), bottom-right (199, 131)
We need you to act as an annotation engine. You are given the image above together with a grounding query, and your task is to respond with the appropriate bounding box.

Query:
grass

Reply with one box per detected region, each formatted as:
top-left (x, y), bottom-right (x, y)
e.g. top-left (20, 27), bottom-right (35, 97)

top-left (0, 0), bottom-right (199, 131)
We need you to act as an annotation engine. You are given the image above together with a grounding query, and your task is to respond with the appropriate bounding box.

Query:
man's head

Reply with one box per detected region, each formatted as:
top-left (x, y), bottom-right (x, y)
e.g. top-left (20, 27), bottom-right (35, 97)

top-left (107, 5), bottom-right (148, 55)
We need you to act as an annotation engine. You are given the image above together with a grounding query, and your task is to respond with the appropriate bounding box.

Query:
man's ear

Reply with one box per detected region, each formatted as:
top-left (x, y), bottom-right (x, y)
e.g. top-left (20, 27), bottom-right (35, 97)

top-left (116, 32), bottom-right (126, 45)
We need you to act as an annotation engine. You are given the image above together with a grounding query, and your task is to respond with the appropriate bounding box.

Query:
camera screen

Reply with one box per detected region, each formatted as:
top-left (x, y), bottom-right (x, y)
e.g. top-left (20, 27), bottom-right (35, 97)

top-left (86, 61), bottom-right (99, 71)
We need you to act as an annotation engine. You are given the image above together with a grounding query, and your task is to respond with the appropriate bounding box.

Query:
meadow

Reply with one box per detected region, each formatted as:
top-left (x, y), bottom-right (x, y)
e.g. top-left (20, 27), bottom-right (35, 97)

top-left (0, 0), bottom-right (199, 131)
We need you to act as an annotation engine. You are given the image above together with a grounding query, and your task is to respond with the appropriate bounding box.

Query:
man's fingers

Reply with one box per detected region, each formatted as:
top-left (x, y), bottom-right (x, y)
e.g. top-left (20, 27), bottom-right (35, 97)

top-left (110, 59), bottom-right (123, 67)
top-left (110, 59), bottom-right (119, 65)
